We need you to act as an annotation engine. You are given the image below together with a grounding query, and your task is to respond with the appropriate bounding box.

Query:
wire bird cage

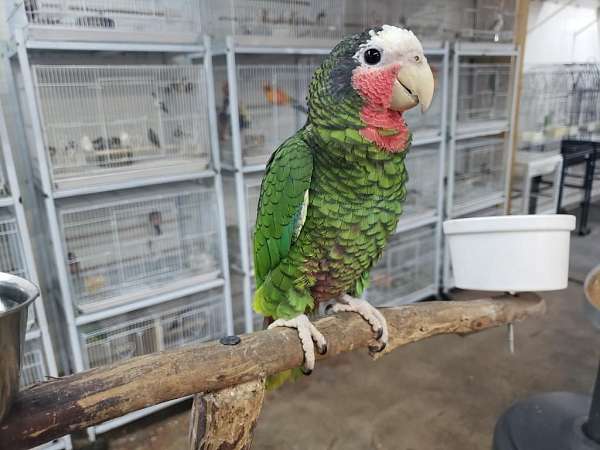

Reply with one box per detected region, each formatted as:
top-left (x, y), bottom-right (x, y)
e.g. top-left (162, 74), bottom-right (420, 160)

top-left (229, 273), bottom-right (261, 334)
top-left (453, 136), bottom-right (506, 211)
top-left (402, 145), bottom-right (440, 220)
top-left (206, 0), bottom-right (368, 47)
top-left (216, 64), bottom-right (316, 167)
top-left (33, 65), bottom-right (212, 190)
top-left (58, 183), bottom-right (221, 313)
top-left (369, 225), bottom-right (436, 306)
top-left (404, 59), bottom-right (443, 139)
top-left (0, 213), bottom-right (36, 329)
top-left (456, 63), bottom-right (511, 132)
top-left (225, 175), bottom-right (261, 271)
top-left (20, 337), bottom-right (48, 388)
top-left (519, 64), bottom-right (600, 147)
top-left (80, 290), bottom-right (226, 368)
top-left (457, 0), bottom-right (516, 42)
top-left (9, 0), bottom-right (202, 43)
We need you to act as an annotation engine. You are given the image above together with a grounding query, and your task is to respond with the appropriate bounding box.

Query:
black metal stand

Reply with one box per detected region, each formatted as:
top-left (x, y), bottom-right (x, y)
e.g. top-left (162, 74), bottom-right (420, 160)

top-left (557, 140), bottom-right (598, 236)
top-left (493, 360), bottom-right (600, 450)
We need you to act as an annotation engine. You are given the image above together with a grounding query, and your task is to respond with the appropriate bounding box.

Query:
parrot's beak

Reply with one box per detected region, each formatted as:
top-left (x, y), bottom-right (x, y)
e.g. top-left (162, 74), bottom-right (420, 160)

top-left (390, 60), bottom-right (435, 113)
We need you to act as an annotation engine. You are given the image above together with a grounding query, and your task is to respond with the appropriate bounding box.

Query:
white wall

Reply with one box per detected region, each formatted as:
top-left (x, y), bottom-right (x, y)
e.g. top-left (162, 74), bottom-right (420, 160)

top-left (525, 0), bottom-right (599, 67)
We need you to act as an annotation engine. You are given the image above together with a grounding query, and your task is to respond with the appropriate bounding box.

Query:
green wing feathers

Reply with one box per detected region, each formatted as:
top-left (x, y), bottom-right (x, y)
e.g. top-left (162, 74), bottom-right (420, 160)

top-left (252, 134), bottom-right (314, 319)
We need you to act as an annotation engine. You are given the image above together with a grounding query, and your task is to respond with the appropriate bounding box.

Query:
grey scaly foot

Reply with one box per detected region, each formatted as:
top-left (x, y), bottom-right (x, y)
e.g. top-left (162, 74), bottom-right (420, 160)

top-left (331, 294), bottom-right (388, 354)
top-left (267, 314), bottom-right (327, 375)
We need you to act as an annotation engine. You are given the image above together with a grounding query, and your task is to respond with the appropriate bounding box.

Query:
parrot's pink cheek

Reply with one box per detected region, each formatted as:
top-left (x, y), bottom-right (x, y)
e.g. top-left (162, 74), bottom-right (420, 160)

top-left (351, 64), bottom-right (400, 108)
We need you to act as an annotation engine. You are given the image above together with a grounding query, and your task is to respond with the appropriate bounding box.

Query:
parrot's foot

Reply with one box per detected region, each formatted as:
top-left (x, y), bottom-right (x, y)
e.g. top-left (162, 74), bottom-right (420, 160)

top-left (267, 314), bottom-right (327, 375)
top-left (331, 295), bottom-right (388, 354)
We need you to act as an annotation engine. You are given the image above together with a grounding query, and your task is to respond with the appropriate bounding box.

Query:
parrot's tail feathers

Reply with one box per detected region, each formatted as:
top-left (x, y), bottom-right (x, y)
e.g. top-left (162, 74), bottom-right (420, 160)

top-left (266, 368), bottom-right (304, 391)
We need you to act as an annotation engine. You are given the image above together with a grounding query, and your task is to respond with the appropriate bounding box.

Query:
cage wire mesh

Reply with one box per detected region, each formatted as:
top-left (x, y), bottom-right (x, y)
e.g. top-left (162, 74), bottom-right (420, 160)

top-left (20, 337), bottom-right (48, 388)
top-left (0, 212), bottom-right (36, 329)
top-left (33, 65), bottom-right (211, 187)
top-left (519, 64), bottom-right (600, 147)
top-left (216, 64), bottom-right (317, 167)
top-left (457, 63), bottom-right (511, 128)
top-left (17, 0), bottom-right (201, 42)
top-left (453, 135), bottom-right (506, 210)
top-left (80, 290), bottom-right (226, 369)
top-left (206, 0), bottom-right (368, 46)
top-left (59, 184), bottom-right (221, 312)
top-left (370, 225), bottom-right (436, 306)
top-left (402, 145), bottom-right (440, 220)
top-left (456, 0), bottom-right (516, 42)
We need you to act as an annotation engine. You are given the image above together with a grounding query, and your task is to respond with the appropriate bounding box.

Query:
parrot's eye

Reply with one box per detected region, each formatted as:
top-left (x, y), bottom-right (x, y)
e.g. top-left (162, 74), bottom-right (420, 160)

top-left (414, 55), bottom-right (421, 62)
top-left (363, 48), bottom-right (381, 65)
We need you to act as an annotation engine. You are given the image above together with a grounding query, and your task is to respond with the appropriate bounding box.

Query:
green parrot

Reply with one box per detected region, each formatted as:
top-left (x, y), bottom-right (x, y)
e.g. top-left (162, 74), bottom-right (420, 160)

top-left (252, 25), bottom-right (435, 385)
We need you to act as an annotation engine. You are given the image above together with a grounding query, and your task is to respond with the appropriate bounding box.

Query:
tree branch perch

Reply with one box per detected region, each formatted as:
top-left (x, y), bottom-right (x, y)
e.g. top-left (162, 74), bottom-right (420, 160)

top-left (0, 293), bottom-right (545, 449)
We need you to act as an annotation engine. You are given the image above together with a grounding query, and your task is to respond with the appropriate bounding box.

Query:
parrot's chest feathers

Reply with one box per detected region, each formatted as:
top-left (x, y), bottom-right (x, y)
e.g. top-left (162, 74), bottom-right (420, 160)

top-left (301, 139), bottom-right (409, 300)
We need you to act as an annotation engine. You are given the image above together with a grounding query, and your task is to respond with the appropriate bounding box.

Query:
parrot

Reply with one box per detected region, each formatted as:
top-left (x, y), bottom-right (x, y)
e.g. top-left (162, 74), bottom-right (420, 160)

top-left (252, 25), bottom-right (435, 387)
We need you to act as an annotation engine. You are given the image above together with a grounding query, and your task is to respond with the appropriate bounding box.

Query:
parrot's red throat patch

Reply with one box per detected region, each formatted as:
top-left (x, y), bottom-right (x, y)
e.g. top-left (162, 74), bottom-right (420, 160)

top-left (359, 106), bottom-right (410, 152)
top-left (351, 64), bottom-right (410, 152)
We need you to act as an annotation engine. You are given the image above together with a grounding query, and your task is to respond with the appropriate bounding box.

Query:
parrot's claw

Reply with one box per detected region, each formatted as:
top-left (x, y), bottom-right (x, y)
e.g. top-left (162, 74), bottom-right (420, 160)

top-left (267, 314), bottom-right (327, 374)
top-left (332, 295), bottom-right (389, 356)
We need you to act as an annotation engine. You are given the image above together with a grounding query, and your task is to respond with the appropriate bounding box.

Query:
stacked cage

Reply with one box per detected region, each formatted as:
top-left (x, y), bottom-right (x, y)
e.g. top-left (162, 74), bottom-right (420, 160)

top-left (0, 71), bottom-right (69, 447)
top-left (6, 0), bottom-right (232, 440)
top-left (6, 0), bottom-right (202, 44)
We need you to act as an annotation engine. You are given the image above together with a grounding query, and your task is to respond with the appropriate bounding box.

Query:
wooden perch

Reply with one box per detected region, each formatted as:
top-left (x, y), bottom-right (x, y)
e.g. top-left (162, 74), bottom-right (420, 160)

top-left (0, 293), bottom-right (544, 449)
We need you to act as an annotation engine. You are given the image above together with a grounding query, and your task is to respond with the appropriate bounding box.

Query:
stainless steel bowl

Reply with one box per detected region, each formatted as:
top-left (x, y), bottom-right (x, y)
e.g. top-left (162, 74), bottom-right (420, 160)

top-left (0, 272), bottom-right (39, 423)
top-left (584, 264), bottom-right (600, 331)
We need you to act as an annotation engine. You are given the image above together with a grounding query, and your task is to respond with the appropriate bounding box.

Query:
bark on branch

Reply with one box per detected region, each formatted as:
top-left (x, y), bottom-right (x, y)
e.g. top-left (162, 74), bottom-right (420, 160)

top-left (0, 293), bottom-right (545, 449)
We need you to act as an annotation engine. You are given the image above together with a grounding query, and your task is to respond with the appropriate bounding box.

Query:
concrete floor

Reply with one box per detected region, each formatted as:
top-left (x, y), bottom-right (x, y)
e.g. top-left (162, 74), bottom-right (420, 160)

top-left (90, 203), bottom-right (600, 450)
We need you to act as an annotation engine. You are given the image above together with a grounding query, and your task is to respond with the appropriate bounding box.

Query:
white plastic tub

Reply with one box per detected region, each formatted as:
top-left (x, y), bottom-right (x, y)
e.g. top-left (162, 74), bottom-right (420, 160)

top-left (444, 215), bottom-right (576, 291)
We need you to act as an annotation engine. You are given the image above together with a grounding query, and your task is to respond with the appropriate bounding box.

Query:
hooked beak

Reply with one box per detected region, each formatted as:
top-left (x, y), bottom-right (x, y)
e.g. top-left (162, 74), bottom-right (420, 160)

top-left (390, 60), bottom-right (435, 113)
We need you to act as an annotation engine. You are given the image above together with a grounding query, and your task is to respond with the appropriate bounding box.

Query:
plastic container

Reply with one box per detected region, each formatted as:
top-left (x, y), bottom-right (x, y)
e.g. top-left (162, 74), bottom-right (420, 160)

top-left (443, 215), bottom-right (576, 291)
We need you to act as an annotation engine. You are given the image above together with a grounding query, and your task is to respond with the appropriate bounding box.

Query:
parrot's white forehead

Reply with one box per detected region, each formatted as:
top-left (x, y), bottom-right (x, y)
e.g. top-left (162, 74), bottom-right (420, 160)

top-left (355, 25), bottom-right (424, 62)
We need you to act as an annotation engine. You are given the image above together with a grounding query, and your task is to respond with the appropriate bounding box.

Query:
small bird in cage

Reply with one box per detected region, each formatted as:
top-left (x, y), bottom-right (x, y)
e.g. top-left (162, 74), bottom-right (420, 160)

top-left (149, 211), bottom-right (162, 236)
top-left (218, 81), bottom-right (251, 142)
top-left (151, 91), bottom-right (169, 114)
top-left (262, 82), bottom-right (308, 114)
top-left (164, 78), bottom-right (195, 95)
top-left (148, 128), bottom-right (161, 148)
top-left (490, 12), bottom-right (504, 42)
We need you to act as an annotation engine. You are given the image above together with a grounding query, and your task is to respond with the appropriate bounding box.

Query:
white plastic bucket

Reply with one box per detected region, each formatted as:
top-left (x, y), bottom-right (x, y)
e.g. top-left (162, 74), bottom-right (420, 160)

top-left (443, 215), bottom-right (576, 292)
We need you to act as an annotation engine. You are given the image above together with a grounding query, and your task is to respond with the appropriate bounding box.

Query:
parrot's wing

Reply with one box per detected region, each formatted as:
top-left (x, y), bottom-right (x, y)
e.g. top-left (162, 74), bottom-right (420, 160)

top-left (253, 134), bottom-right (313, 288)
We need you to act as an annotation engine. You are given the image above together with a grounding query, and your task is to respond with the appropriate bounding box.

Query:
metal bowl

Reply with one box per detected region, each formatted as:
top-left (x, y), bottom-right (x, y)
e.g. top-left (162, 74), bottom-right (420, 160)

top-left (0, 273), bottom-right (40, 423)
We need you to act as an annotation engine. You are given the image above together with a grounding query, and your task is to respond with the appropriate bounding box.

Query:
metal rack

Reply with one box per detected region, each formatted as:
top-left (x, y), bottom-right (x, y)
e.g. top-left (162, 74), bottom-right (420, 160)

top-left (0, 77), bottom-right (71, 449)
top-left (219, 34), bottom-right (449, 332)
top-left (5, 2), bottom-right (233, 439)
